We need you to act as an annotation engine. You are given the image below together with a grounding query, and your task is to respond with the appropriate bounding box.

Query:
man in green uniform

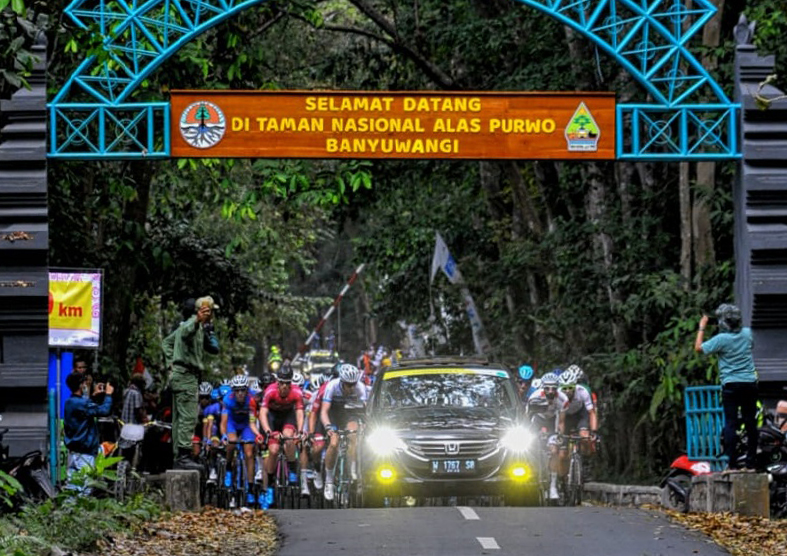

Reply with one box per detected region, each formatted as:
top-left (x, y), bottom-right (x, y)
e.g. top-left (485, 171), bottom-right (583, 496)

top-left (163, 296), bottom-right (220, 469)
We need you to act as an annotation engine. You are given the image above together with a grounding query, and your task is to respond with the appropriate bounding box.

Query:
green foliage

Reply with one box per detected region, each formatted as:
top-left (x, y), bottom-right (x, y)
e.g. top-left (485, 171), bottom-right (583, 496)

top-left (65, 452), bottom-right (125, 495)
top-left (0, 470), bottom-right (22, 508)
top-left (0, 0), bottom-right (46, 96)
top-left (2, 492), bottom-right (161, 555)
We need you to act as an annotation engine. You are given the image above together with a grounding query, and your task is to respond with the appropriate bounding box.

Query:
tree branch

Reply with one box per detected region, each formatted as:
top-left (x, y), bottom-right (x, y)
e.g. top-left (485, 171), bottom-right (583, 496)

top-left (345, 0), bottom-right (456, 89)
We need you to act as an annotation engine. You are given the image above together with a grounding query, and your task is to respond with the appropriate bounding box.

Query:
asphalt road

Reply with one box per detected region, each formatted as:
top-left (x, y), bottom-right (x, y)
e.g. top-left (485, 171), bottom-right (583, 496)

top-left (273, 505), bottom-right (726, 556)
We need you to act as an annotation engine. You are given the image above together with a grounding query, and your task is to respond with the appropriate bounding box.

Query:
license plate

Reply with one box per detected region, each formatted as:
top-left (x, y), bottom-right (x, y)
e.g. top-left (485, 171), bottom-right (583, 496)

top-left (430, 459), bottom-right (476, 474)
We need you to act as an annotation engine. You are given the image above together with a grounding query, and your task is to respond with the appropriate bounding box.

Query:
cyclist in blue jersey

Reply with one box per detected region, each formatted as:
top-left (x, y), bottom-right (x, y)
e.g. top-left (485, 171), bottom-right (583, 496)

top-left (220, 374), bottom-right (264, 506)
top-left (202, 386), bottom-right (223, 483)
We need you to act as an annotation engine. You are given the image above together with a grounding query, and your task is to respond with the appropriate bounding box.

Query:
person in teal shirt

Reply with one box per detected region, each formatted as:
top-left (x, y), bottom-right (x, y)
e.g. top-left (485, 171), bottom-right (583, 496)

top-left (694, 303), bottom-right (758, 470)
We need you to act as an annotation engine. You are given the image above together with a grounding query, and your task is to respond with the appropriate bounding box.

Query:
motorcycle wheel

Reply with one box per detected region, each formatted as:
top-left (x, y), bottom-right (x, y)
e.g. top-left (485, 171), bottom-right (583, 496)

top-left (667, 473), bottom-right (691, 511)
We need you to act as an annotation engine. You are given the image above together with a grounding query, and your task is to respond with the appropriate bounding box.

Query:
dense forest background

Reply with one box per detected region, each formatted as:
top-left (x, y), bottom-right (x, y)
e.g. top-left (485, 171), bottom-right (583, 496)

top-left (2, 0), bottom-right (787, 481)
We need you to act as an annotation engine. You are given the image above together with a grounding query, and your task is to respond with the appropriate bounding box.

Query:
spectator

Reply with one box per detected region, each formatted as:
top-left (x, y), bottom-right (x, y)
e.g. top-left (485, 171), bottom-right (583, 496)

top-left (694, 303), bottom-right (758, 470)
top-left (163, 295), bottom-right (219, 470)
top-left (63, 372), bottom-right (114, 487)
top-left (122, 374), bottom-right (147, 425)
top-left (73, 356), bottom-right (92, 398)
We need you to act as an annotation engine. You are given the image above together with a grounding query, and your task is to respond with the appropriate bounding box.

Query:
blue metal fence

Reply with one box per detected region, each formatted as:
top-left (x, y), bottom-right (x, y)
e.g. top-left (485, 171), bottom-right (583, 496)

top-left (49, 0), bottom-right (741, 161)
top-left (684, 385), bottom-right (726, 469)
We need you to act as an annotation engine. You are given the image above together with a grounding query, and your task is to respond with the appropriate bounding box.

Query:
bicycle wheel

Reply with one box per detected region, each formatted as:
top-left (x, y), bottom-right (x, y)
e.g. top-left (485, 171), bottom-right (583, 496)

top-left (567, 452), bottom-right (583, 506)
top-left (215, 457), bottom-right (228, 509)
top-left (275, 455), bottom-right (288, 509)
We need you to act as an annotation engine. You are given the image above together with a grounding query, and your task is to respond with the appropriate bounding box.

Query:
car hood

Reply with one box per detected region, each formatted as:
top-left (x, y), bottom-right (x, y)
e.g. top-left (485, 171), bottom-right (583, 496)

top-left (373, 407), bottom-right (516, 436)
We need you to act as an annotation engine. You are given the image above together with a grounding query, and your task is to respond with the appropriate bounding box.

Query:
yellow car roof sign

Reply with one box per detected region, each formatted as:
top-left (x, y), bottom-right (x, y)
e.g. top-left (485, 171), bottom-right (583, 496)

top-left (383, 368), bottom-right (508, 380)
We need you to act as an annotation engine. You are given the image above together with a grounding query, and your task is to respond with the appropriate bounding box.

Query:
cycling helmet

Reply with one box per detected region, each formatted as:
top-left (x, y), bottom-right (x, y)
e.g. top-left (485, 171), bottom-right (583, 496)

top-left (276, 365), bottom-right (293, 383)
top-left (531, 378), bottom-right (542, 390)
top-left (199, 381), bottom-right (213, 396)
top-left (715, 303), bottom-right (742, 332)
top-left (558, 371), bottom-right (577, 387)
top-left (518, 365), bottom-right (534, 381)
top-left (310, 373), bottom-right (328, 390)
top-left (338, 363), bottom-right (362, 384)
top-left (230, 374), bottom-right (248, 389)
top-left (210, 388), bottom-right (221, 401)
top-left (330, 361), bottom-right (343, 379)
top-left (248, 377), bottom-right (261, 394)
top-left (292, 370), bottom-right (305, 388)
top-left (566, 364), bottom-right (587, 384)
top-left (260, 372), bottom-right (275, 388)
top-left (541, 372), bottom-right (559, 387)
top-left (220, 378), bottom-right (231, 386)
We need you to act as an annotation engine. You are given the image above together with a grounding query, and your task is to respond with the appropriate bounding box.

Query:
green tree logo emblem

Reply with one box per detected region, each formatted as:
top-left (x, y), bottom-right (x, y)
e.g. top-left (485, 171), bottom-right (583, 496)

top-left (179, 101), bottom-right (226, 149)
top-left (565, 102), bottom-right (600, 152)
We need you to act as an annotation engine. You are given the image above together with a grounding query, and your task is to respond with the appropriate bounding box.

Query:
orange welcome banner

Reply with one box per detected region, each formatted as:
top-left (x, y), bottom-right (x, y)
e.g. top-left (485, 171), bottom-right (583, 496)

top-left (170, 91), bottom-right (616, 160)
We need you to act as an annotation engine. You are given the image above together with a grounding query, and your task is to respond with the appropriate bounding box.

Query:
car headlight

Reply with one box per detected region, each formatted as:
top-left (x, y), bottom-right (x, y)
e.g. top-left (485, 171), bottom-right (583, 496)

top-left (366, 427), bottom-right (406, 456)
top-left (501, 426), bottom-right (535, 453)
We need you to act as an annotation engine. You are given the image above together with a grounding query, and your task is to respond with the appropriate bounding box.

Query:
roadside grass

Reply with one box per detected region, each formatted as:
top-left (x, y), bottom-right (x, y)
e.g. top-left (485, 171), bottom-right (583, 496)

top-left (0, 492), bottom-right (162, 555)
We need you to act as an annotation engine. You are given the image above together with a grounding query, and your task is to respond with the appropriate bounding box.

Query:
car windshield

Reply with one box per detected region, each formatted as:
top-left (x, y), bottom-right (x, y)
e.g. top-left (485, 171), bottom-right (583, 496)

top-left (378, 370), bottom-right (516, 411)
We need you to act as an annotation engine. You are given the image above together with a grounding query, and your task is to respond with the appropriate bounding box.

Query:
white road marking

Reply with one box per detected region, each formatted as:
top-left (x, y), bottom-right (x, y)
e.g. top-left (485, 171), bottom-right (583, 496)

top-left (457, 506), bottom-right (480, 520)
top-left (477, 537), bottom-right (500, 550)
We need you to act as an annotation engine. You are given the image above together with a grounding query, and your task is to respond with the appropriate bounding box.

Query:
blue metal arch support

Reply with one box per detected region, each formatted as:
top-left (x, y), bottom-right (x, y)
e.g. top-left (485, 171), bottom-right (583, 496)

top-left (49, 0), bottom-right (741, 160)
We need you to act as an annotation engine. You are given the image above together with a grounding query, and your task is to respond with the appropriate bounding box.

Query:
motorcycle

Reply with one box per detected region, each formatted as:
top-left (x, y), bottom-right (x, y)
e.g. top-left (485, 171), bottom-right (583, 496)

top-left (660, 454), bottom-right (712, 512)
top-left (0, 427), bottom-right (56, 512)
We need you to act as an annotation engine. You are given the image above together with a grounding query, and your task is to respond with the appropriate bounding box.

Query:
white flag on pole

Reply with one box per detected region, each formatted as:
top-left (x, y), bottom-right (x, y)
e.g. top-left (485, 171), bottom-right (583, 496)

top-left (430, 232), bottom-right (461, 284)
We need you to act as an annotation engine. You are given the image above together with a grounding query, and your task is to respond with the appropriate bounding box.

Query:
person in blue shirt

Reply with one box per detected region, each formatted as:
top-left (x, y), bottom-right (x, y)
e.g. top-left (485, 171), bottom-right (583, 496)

top-left (695, 303), bottom-right (758, 470)
top-left (63, 372), bottom-right (114, 487)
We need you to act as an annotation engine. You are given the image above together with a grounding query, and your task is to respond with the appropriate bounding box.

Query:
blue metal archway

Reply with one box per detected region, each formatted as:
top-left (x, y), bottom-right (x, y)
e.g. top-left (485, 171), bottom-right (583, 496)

top-left (49, 0), bottom-right (740, 161)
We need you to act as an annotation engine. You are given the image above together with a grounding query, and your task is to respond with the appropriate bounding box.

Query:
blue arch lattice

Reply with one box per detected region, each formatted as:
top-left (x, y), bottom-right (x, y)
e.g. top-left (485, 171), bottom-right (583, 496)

top-left (49, 0), bottom-right (740, 160)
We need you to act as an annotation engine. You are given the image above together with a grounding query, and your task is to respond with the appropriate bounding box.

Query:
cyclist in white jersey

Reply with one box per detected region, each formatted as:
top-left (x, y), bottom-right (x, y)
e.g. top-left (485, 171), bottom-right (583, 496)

top-left (527, 372), bottom-right (568, 500)
top-left (320, 364), bottom-right (367, 501)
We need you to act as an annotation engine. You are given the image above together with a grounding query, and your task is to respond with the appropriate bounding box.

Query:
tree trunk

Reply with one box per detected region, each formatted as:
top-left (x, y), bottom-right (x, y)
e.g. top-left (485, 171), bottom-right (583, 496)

top-left (692, 0), bottom-right (724, 273)
top-left (679, 162), bottom-right (692, 288)
top-left (102, 161), bottom-right (154, 376)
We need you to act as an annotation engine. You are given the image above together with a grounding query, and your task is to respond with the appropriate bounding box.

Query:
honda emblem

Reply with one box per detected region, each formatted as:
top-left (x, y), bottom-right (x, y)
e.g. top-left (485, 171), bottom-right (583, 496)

top-left (445, 442), bottom-right (460, 455)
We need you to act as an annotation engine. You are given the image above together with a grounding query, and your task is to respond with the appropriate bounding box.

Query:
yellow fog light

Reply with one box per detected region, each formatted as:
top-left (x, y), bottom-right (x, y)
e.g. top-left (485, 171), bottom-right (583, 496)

top-left (378, 466), bottom-right (395, 482)
top-left (511, 465), bottom-right (529, 480)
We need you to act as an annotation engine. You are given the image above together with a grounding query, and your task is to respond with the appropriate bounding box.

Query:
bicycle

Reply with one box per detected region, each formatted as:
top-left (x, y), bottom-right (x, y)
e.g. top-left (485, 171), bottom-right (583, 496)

top-left (106, 418), bottom-right (171, 502)
top-left (562, 434), bottom-right (585, 507)
top-left (224, 439), bottom-right (259, 509)
top-left (331, 428), bottom-right (360, 509)
top-left (201, 441), bottom-right (226, 507)
top-left (271, 433), bottom-right (302, 510)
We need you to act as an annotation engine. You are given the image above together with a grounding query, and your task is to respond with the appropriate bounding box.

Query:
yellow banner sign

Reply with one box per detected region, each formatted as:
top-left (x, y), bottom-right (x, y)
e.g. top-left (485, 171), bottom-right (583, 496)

top-left (49, 271), bottom-right (102, 348)
top-left (170, 91), bottom-right (616, 160)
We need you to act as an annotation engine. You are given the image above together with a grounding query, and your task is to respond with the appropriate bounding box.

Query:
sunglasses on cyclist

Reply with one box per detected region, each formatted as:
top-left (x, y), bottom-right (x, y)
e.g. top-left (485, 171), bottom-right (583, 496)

top-left (562, 386), bottom-right (576, 392)
top-left (543, 386), bottom-right (557, 392)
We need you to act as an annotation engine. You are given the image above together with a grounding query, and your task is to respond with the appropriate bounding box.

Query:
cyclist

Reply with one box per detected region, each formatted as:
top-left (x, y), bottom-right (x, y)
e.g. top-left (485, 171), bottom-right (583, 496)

top-left (220, 374), bottom-right (264, 508)
top-left (202, 386), bottom-right (223, 483)
top-left (259, 365), bottom-right (305, 508)
top-left (527, 371), bottom-right (568, 500)
top-left (320, 363), bottom-right (367, 501)
top-left (558, 368), bottom-right (598, 455)
top-left (516, 364), bottom-right (535, 404)
top-left (193, 381), bottom-right (214, 456)
top-left (299, 372), bottom-right (331, 496)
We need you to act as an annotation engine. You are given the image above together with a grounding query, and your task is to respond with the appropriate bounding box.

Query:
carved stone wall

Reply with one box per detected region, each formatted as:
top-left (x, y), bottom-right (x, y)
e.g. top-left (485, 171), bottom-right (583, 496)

top-left (734, 20), bottom-right (787, 387)
top-left (0, 37), bottom-right (49, 456)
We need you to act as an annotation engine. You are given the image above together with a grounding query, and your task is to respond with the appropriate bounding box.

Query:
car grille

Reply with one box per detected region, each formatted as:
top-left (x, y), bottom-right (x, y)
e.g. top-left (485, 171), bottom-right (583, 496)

top-left (407, 439), bottom-right (498, 458)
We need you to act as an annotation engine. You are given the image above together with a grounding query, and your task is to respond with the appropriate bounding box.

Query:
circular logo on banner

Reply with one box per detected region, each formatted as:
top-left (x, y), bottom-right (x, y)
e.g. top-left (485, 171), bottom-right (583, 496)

top-left (179, 101), bottom-right (226, 149)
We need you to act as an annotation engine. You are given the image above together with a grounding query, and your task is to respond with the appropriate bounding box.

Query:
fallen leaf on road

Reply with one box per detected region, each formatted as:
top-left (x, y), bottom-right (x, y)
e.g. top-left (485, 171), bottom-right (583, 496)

top-left (89, 507), bottom-right (278, 556)
top-left (660, 508), bottom-right (786, 556)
